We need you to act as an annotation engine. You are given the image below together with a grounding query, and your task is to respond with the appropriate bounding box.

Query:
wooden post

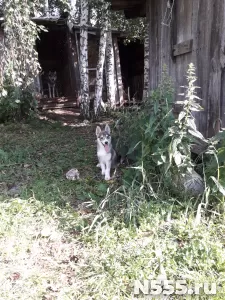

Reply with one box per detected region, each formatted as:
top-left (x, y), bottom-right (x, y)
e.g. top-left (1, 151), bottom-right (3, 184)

top-left (113, 37), bottom-right (124, 106)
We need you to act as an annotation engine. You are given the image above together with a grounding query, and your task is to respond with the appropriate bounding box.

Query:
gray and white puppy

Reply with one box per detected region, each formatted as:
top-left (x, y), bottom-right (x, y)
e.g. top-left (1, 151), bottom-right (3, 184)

top-left (47, 71), bottom-right (58, 98)
top-left (96, 124), bottom-right (117, 181)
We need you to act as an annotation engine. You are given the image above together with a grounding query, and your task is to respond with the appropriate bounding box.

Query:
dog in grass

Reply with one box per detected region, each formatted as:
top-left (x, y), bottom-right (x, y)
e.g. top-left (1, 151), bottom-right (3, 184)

top-left (96, 124), bottom-right (117, 181)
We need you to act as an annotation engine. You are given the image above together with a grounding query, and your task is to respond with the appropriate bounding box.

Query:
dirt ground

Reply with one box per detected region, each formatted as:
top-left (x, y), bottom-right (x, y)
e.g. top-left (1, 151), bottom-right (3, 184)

top-left (39, 108), bottom-right (114, 127)
top-left (39, 108), bottom-right (82, 125)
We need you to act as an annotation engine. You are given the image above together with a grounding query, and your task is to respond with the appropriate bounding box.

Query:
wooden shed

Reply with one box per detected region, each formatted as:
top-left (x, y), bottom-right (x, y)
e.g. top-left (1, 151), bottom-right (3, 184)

top-left (33, 17), bottom-right (126, 110)
top-left (111, 0), bottom-right (225, 137)
top-left (0, 15), bottom-right (144, 110)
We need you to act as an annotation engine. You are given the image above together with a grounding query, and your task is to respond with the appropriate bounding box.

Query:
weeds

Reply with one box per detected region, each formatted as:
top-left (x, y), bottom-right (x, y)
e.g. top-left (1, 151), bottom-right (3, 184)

top-left (0, 64), bottom-right (225, 299)
top-left (82, 63), bottom-right (225, 299)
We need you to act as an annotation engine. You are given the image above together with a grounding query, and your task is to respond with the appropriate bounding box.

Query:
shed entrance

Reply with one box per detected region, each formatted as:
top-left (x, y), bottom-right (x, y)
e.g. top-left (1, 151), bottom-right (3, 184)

top-left (36, 25), bottom-right (76, 100)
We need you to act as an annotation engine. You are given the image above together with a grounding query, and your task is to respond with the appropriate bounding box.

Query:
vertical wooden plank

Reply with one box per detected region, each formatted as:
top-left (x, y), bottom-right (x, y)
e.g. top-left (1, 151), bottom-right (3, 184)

top-left (207, 0), bottom-right (224, 136)
top-left (158, 0), bottom-right (175, 82)
top-left (174, 0), bottom-right (196, 128)
top-left (174, 0), bottom-right (193, 92)
top-left (220, 2), bottom-right (225, 128)
top-left (192, 0), bottom-right (212, 136)
top-left (148, 0), bottom-right (175, 91)
top-left (66, 29), bottom-right (73, 96)
top-left (220, 69), bottom-right (225, 128)
top-left (67, 28), bottom-right (79, 98)
top-left (113, 37), bottom-right (123, 105)
top-left (74, 31), bottom-right (81, 103)
top-left (0, 27), bottom-right (4, 86)
top-left (148, 0), bottom-right (159, 90)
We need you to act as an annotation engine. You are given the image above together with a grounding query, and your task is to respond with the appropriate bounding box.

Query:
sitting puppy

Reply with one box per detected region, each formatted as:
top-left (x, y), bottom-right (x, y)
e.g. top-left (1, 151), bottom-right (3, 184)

top-left (96, 124), bottom-right (117, 180)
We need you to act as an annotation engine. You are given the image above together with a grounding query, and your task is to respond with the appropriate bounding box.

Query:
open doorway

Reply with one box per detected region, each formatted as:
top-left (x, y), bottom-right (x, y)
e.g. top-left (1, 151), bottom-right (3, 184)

top-left (36, 24), bottom-right (76, 99)
top-left (118, 39), bottom-right (144, 102)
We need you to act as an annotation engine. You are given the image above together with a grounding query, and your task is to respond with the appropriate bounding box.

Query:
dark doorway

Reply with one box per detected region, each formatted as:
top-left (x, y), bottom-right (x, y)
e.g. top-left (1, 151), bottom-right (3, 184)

top-left (36, 25), bottom-right (75, 98)
top-left (118, 39), bottom-right (144, 102)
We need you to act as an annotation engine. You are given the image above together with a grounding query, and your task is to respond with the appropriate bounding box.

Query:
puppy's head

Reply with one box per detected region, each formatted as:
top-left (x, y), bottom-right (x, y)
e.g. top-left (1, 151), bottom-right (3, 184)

top-left (96, 124), bottom-right (111, 153)
top-left (48, 71), bottom-right (57, 83)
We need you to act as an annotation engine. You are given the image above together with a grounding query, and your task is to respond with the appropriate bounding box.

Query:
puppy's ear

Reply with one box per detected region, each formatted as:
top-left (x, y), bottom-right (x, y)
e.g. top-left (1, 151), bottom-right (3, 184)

top-left (105, 124), bottom-right (110, 134)
top-left (96, 126), bottom-right (101, 136)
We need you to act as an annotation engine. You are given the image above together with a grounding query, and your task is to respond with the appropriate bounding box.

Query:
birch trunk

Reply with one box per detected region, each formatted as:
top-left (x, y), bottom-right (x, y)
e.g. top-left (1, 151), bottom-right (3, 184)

top-left (44, 0), bottom-right (49, 16)
top-left (80, 0), bottom-right (89, 119)
top-left (143, 23), bottom-right (150, 100)
top-left (70, 0), bottom-right (76, 16)
top-left (70, 0), bottom-right (79, 23)
top-left (106, 28), bottom-right (116, 109)
top-left (94, 2), bottom-right (109, 116)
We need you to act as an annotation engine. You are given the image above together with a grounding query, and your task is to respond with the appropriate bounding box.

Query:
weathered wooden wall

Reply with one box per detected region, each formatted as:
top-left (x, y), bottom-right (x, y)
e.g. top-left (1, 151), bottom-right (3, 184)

top-left (147, 0), bottom-right (225, 137)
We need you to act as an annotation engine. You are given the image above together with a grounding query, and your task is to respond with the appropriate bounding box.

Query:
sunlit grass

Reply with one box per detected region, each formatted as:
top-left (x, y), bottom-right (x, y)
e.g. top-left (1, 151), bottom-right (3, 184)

top-left (0, 119), bottom-right (225, 299)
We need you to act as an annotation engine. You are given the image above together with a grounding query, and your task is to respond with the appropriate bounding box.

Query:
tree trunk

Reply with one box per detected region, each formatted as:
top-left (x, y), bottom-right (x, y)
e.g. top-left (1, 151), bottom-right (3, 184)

top-left (106, 28), bottom-right (116, 109)
top-left (70, 0), bottom-right (79, 23)
top-left (94, 2), bottom-right (109, 116)
top-left (80, 0), bottom-right (89, 119)
top-left (44, 0), bottom-right (49, 16)
top-left (143, 23), bottom-right (149, 100)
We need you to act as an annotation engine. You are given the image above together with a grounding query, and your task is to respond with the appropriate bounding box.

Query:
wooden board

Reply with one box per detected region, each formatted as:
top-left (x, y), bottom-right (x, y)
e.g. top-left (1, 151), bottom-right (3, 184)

top-left (173, 39), bottom-right (193, 57)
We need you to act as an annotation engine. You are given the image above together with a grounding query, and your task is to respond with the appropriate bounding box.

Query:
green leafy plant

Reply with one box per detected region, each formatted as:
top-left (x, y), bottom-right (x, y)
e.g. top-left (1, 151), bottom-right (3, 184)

top-left (204, 130), bottom-right (225, 201)
top-left (113, 65), bottom-right (175, 183)
top-left (0, 80), bottom-right (37, 122)
top-left (166, 63), bottom-right (207, 176)
top-left (102, 64), bottom-right (213, 225)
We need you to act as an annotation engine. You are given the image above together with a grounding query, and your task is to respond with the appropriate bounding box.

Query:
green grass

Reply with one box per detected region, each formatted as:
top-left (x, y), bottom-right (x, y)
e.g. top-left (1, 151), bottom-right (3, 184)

top-left (0, 119), bottom-right (225, 299)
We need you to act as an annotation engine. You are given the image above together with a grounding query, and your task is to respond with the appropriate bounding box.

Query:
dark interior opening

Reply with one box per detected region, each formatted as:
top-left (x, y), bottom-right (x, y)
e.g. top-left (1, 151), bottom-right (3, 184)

top-left (36, 25), bottom-right (75, 98)
top-left (118, 39), bottom-right (144, 102)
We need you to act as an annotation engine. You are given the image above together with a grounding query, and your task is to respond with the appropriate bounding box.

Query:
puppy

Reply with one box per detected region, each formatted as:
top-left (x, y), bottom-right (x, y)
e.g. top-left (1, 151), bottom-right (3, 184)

top-left (96, 124), bottom-right (117, 180)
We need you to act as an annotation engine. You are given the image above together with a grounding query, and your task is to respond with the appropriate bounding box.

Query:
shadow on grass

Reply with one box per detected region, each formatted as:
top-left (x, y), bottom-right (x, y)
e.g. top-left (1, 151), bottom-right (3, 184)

top-left (1, 119), bottom-right (225, 300)
top-left (0, 117), bottom-right (113, 233)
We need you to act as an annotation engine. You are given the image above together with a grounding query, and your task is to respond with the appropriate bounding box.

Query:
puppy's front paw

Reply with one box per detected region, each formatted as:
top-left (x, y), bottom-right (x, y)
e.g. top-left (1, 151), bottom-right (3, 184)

top-left (105, 175), bottom-right (111, 181)
top-left (101, 170), bottom-right (105, 176)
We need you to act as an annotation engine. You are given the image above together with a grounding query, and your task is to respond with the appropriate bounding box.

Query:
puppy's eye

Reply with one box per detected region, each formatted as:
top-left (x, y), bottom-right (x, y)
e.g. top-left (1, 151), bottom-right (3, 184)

top-left (100, 137), bottom-right (103, 140)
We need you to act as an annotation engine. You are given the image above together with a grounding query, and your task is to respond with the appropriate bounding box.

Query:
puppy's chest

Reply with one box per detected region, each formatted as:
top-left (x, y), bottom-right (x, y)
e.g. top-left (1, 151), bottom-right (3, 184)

top-left (97, 149), bottom-right (111, 162)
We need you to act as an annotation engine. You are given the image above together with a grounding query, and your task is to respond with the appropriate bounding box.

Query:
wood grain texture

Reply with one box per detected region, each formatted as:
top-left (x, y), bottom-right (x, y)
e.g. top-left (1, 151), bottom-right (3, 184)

top-left (173, 39), bottom-right (193, 57)
top-left (0, 27), bottom-right (4, 86)
top-left (146, 0), bottom-right (225, 137)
